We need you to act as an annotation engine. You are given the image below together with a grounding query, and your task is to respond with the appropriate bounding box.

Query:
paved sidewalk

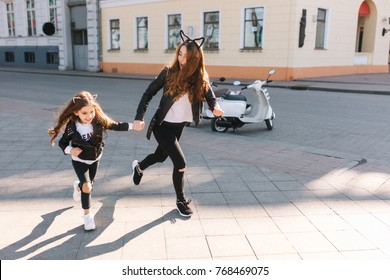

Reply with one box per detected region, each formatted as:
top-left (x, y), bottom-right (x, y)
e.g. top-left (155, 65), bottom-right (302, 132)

top-left (271, 72), bottom-right (390, 95)
top-left (0, 67), bottom-right (390, 260)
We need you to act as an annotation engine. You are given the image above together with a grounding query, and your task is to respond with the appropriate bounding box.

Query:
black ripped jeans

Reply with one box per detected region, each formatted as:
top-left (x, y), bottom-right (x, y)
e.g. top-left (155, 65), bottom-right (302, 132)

top-left (138, 121), bottom-right (187, 201)
top-left (72, 160), bottom-right (98, 209)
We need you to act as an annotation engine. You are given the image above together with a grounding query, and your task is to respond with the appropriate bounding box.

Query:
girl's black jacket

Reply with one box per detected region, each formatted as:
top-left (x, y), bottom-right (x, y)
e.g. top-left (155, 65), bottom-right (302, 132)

top-left (135, 67), bottom-right (218, 127)
top-left (58, 120), bottom-right (129, 161)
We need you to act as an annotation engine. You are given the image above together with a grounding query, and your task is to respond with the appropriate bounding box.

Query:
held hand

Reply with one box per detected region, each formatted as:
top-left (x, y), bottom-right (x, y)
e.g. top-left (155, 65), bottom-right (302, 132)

top-left (133, 120), bottom-right (145, 131)
top-left (212, 107), bottom-right (224, 118)
top-left (70, 147), bottom-right (82, 157)
top-left (48, 128), bottom-right (55, 136)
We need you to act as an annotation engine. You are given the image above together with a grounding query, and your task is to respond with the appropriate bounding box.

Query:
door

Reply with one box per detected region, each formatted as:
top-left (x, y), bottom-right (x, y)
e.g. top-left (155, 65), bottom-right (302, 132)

top-left (72, 29), bottom-right (88, 70)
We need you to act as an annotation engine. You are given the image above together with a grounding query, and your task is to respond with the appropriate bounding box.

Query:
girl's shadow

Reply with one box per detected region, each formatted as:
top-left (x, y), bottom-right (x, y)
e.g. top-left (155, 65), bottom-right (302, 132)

top-left (0, 206), bottom-right (73, 259)
top-left (0, 195), bottom-right (184, 260)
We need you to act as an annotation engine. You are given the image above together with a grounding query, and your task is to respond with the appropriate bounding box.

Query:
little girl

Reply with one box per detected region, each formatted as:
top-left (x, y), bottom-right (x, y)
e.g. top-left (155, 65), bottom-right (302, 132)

top-left (48, 91), bottom-right (132, 231)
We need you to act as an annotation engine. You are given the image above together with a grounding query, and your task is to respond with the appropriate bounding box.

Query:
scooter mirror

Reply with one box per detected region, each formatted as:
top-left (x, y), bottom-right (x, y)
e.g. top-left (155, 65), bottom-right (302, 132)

top-left (233, 81), bottom-right (241, 86)
top-left (269, 69), bottom-right (276, 75)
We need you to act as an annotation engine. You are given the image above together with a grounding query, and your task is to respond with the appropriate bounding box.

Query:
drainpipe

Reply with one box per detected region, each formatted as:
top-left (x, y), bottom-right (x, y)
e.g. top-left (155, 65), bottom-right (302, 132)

top-left (97, 0), bottom-right (102, 72)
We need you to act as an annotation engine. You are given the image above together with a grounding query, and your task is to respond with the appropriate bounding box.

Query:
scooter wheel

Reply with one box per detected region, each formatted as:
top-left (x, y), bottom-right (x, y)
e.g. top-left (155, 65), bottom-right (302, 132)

top-left (265, 118), bottom-right (273, 130)
top-left (211, 117), bottom-right (228, 132)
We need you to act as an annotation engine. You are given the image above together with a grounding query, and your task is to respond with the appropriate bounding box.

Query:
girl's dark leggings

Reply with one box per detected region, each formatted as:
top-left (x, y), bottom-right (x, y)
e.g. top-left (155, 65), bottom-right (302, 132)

top-left (138, 121), bottom-right (187, 201)
top-left (72, 160), bottom-right (99, 209)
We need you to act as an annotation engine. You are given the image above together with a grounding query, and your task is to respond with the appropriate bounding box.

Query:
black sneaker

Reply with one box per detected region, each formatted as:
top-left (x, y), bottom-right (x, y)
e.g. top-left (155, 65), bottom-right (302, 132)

top-left (176, 199), bottom-right (193, 217)
top-left (132, 160), bottom-right (143, 185)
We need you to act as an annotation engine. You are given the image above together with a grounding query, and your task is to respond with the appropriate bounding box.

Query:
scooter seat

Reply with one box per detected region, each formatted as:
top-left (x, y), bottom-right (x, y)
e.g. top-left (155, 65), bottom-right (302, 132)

top-left (214, 88), bottom-right (231, 97)
top-left (222, 93), bottom-right (247, 102)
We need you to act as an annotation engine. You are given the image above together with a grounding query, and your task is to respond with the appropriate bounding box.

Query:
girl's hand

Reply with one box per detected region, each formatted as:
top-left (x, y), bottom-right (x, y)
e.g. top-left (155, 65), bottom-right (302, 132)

top-left (70, 147), bottom-right (82, 157)
top-left (48, 128), bottom-right (55, 136)
top-left (133, 120), bottom-right (145, 131)
top-left (213, 107), bottom-right (224, 117)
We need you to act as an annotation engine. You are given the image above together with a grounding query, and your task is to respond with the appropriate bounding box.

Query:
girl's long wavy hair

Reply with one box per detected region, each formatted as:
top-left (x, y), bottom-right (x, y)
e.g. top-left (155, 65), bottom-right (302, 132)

top-left (48, 91), bottom-right (114, 146)
top-left (165, 40), bottom-right (209, 103)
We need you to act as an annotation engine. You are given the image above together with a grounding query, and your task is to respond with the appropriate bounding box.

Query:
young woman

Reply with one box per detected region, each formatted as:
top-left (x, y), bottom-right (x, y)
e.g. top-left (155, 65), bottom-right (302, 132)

top-left (132, 30), bottom-right (223, 217)
top-left (49, 91), bottom-right (132, 230)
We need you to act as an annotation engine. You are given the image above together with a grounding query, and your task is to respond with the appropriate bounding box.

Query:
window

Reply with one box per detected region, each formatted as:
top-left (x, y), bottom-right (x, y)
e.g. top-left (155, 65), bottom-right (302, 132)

top-left (5, 52), bottom-right (15, 62)
top-left (244, 7), bottom-right (263, 48)
top-left (26, 0), bottom-right (36, 36)
top-left (72, 30), bottom-right (88, 45)
top-left (203, 11), bottom-right (219, 49)
top-left (136, 17), bottom-right (148, 49)
top-left (24, 52), bottom-right (35, 63)
top-left (6, 2), bottom-right (16, 36)
top-left (315, 8), bottom-right (327, 49)
top-left (46, 52), bottom-right (59, 64)
top-left (167, 14), bottom-right (181, 49)
top-left (110, 19), bottom-right (120, 50)
top-left (49, 0), bottom-right (59, 34)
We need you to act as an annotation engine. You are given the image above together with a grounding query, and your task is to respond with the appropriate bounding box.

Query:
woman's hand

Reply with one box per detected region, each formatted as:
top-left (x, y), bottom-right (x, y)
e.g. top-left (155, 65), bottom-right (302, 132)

top-left (70, 147), bottom-right (82, 157)
top-left (212, 107), bottom-right (224, 117)
top-left (133, 120), bottom-right (145, 131)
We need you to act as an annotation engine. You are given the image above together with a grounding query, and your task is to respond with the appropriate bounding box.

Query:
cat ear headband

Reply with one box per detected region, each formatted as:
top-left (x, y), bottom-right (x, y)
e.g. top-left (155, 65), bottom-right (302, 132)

top-left (180, 30), bottom-right (204, 48)
top-left (72, 94), bottom-right (98, 103)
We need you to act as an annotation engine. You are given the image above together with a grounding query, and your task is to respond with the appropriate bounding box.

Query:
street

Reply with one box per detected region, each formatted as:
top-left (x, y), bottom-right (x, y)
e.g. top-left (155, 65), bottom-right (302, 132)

top-left (1, 71), bottom-right (389, 163)
top-left (1, 71), bottom-right (390, 262)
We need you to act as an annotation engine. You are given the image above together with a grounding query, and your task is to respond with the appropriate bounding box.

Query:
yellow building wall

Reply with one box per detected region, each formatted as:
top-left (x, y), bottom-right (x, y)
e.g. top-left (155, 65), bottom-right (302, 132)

top-left (100, 0), bottom-right (390, 80)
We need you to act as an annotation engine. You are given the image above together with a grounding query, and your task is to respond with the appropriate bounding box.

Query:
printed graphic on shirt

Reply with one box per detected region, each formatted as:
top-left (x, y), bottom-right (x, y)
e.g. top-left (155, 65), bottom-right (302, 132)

top-left (81, 132), bottom-right (92, 141)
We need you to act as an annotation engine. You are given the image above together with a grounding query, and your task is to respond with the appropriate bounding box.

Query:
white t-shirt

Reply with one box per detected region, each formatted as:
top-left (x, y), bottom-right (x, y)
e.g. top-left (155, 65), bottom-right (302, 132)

top-left (164, 93), bottom-right (193, 123)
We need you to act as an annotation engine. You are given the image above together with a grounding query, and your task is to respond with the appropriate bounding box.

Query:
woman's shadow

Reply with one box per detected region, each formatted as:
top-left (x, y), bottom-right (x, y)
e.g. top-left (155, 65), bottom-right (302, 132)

top-left (0, 194), bottom-right (184, 260)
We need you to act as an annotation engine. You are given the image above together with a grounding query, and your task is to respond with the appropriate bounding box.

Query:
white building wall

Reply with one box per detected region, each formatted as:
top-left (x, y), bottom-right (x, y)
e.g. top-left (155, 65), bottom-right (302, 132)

top-left (0, 2), bottom-right (59, 45)
top-left (0, 0), bottom-right (100, 71)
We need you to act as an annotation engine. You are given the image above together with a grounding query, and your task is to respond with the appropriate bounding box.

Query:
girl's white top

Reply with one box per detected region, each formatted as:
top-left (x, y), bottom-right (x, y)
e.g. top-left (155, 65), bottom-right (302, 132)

top-left (164, 93), bottom-right (193, 123)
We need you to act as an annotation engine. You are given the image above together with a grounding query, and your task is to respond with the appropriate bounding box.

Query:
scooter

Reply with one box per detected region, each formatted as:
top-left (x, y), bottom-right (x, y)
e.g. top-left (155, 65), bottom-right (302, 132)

top-left (210, 77), bottom-right (233, 97)
top-left (203, 69), bottom-right (276, 132)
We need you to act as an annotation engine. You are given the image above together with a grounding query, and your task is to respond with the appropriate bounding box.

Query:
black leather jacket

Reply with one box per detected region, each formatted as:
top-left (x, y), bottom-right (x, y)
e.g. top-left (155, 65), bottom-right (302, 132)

top-left (135, 67), bottom-right (218, 126)
top-left (58, 120), bottom-right (129, 161)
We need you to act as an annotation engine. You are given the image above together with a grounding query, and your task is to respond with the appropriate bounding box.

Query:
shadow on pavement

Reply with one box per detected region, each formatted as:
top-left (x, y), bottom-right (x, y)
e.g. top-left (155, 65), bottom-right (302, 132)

top-left (0, 195), bottom-right (184, 260)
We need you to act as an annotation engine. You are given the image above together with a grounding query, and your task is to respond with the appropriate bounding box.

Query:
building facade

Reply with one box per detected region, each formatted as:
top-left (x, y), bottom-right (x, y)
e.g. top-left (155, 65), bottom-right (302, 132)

top-left (100, 0), bottom-right (390, 80)
top-left (1, 0), bottom-right (389, 80)
top-left (0, 0), bottom-right (100, 71)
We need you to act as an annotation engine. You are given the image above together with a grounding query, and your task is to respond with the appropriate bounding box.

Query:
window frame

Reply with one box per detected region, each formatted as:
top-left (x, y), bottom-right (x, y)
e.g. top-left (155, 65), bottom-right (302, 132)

top-left (6, 2), bottom-right (16, 37)
top-left (46, 52), bottom-right (59, 64)
top-left (72, 30), bottom-right (88, 45)
top-left (24, 51), bottom-right (35, 63)
top-left (203, 11), bottom-right (220, 50)
top-left (5, 51), bottom-right (15, 62)
top-left (26, 0), bottom-right (37, 36)
top-left (109, 19), bottom-right (120, 50)
top-left (135, 16), bottom-right (148, 50)
top-left (242, 6), bottom-right (264, 49)
top-left (315, 8), bottom-right (328, 49)
top-left (48, 0), bottom-right (59, 35)
top-left (167, 14), bottom-right (181, 50)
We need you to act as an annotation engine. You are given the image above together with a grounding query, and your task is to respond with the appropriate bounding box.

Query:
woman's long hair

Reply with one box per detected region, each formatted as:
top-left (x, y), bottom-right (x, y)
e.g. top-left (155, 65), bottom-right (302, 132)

top-left (48, 91), bottom-right (114, 146)
top-left (165, 40), bottom-right (209, 103)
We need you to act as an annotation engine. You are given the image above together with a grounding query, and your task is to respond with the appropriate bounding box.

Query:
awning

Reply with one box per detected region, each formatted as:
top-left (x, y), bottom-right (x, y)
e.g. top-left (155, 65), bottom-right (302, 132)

top-left (359, 2), bottom-right (370, 16)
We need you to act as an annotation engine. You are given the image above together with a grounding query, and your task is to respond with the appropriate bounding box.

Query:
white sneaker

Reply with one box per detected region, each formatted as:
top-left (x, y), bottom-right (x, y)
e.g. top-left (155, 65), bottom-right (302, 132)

top-left (73, 180), bottom-right (81, 202)
top-left (83, 213), bottom-right (96, 231)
